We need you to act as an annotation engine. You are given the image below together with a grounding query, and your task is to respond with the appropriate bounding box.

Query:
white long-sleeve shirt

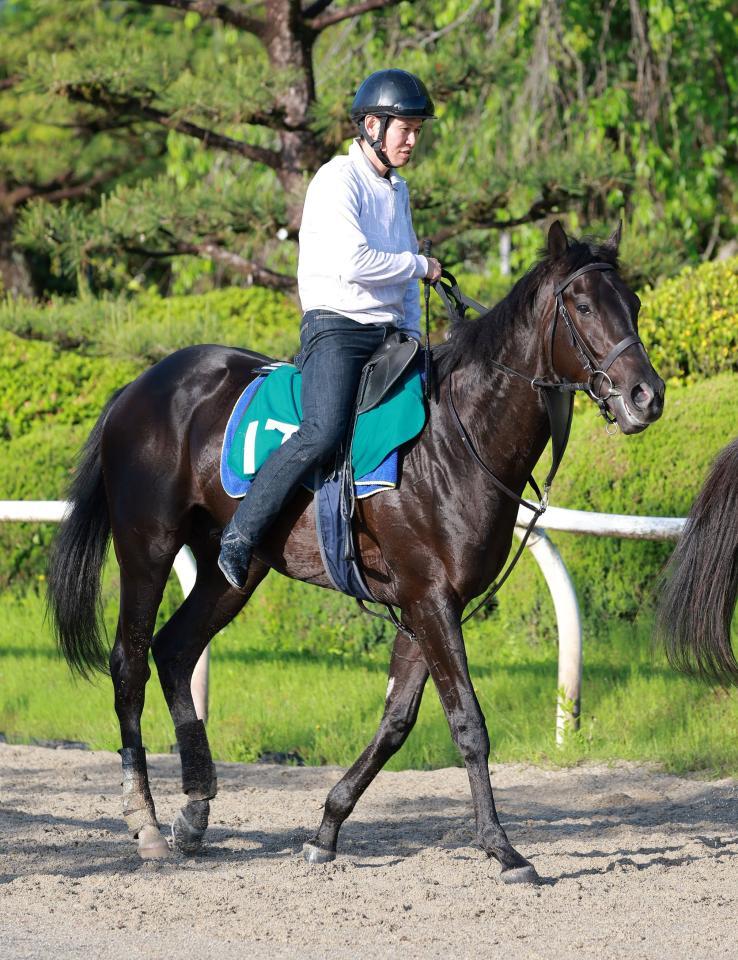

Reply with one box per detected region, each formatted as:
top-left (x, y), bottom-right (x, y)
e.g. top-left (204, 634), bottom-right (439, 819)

top-left (297, 140), bottom-right (428, 338)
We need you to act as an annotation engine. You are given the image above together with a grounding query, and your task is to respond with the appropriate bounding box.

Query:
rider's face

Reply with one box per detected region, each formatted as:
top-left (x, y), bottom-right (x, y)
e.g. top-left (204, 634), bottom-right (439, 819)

top-left (365, 116), bottom-right (424, 168)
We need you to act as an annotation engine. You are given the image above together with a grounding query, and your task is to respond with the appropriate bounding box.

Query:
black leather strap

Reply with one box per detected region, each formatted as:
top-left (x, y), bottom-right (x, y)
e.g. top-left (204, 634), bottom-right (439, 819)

top-left (433, 269), bottom-right (488, 324)
top-left (553, 261), bottom-right (614, 295)
top-left (599, 332), bottom-right (643, 373)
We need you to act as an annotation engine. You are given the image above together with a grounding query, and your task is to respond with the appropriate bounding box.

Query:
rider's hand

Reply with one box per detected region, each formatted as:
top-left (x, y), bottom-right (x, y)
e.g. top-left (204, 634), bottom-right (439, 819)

top-left (425, 257), bottom-right (442, 282)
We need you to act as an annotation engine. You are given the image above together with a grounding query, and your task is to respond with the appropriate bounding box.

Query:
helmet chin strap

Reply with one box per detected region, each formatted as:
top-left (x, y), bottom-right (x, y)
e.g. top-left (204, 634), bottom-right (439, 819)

top-left (359, 116), bottom-right (392, 168)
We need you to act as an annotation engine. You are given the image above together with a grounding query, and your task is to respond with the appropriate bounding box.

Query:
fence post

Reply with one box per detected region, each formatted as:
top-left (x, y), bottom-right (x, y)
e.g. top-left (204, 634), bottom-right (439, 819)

top-left (171, 547), bottom-right (209, 723)
top-left (515, 526), bottom-right (582, 744)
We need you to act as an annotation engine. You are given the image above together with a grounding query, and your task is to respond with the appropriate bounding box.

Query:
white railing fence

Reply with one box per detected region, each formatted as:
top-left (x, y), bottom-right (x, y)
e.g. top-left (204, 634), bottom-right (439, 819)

top-left (0, 500), bottom-right (685, 744)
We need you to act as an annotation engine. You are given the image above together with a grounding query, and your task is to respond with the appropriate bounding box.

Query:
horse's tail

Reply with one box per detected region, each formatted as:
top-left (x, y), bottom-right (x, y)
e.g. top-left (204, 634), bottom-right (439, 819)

top-left (47, 387), bottom-right (127, 678)
top-left (656, 438), bottom-right (738, 684)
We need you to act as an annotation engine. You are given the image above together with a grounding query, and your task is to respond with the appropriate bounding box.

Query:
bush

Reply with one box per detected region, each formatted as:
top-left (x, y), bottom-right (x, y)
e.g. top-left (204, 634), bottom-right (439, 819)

top-left (0, 285), bottom-right (301, 364)
top-left (0, 423), bottom-right (89, 589)
top-left (637, 256), bottom-right (738, 384)
top-left (491, 372), bottom-right (738, 638)
top-left (0, 331), bottom-right (140, 440)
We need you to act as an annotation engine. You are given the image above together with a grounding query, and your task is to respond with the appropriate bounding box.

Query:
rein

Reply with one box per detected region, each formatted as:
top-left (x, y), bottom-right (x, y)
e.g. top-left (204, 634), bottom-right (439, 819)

top-left (436, 261), bottom-right (642, 624)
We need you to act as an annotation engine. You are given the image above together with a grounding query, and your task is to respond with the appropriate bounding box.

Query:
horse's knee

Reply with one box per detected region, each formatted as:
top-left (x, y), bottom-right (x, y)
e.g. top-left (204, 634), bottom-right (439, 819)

top-left (110, 643), bottom-right (152, 707)
top-left (380, 709), bottom-right (416, 752)
top-left (451, 718), bottom-right (490, 764)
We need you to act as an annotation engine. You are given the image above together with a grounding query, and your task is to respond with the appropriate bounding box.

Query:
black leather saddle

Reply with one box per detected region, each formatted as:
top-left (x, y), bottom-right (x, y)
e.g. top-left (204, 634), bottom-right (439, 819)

top-left (354, 331), bottom-right (419, 415)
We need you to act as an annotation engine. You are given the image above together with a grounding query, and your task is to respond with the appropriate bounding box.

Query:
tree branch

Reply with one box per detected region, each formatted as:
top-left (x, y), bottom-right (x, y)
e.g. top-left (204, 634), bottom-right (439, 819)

top-left (427, 189), bottom-right (583, 245)
top-left (301, 0), bottom-right (333, 18)
top-left (305, 0), bottom-right (411, 32)
top-left (136, 0), bottom-right (266, 38)
top-left (126, 239), bottom-right (297, 289)
top-left (64, 84), bottom-right (284, 169)
top-left (1, 169), bottom-right (118, 210)
top-left (0, 74), bottom-right (21, 92)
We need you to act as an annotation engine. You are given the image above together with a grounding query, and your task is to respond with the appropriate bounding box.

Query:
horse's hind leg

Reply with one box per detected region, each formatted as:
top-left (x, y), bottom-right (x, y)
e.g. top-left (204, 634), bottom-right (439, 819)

top-left (153, 544), bottom-right (268, 855)
top-left (304, 631), bottom-right (429, 863)
top-left (111, 547), bottom-right (176, 859)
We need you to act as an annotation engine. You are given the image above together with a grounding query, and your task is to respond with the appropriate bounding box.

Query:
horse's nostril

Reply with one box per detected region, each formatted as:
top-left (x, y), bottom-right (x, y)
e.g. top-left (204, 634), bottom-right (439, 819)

top-left (631, 381), bottom-right (654, 411)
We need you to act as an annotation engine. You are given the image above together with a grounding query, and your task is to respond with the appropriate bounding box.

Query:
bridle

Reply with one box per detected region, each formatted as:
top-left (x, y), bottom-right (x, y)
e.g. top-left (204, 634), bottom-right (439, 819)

top-left (438, 260), bottom-right (644, 624)
top-left (549, 262), bottom-right (643, 421)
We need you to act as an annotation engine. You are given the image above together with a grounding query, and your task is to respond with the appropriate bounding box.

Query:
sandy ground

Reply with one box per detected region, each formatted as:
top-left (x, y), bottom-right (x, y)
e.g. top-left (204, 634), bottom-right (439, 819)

top-left (2, 744), bottom-right (738, 959)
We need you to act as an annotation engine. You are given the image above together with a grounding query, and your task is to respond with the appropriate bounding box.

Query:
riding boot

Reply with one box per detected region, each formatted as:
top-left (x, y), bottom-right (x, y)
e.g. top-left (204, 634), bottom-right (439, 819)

top-left (217, 516), bottom-right (254, 592)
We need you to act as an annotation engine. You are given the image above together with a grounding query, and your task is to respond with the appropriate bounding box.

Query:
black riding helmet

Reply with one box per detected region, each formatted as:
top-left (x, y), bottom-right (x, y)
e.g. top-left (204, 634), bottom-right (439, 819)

top-left (350, 69), bottom-right (435, 168)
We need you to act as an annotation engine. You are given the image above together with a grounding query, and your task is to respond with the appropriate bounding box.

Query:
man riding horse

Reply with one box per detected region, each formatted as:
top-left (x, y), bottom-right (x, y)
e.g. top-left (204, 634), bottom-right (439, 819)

top-left (218, 69), bottom-right (443, 590)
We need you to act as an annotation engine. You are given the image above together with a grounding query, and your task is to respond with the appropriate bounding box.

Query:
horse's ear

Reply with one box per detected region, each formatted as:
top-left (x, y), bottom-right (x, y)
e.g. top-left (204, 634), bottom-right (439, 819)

top-left (604, 220), bottom-right (623, 254)
top-left (547, 220), bottom-right (569, 259)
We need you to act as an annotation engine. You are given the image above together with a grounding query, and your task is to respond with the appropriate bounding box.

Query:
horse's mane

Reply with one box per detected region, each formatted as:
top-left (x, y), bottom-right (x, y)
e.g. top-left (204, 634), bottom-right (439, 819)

top-left (433, 236), bottom-right (620, 382)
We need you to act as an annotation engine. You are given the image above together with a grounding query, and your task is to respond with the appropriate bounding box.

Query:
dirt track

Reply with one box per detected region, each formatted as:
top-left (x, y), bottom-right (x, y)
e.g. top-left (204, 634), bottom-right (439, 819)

top-left (2, 743), bottom-right (738, 959)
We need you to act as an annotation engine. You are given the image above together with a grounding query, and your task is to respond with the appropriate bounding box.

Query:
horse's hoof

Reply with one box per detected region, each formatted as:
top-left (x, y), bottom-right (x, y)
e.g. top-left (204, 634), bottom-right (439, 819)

top-left (171, 809), bottom-right (205, 855)
top-left (136, 824), bottom-right (171, 860)
top-left (303, 842), bottom-right (336, 864)
top-left (500, 863), bottom-right (539, 885)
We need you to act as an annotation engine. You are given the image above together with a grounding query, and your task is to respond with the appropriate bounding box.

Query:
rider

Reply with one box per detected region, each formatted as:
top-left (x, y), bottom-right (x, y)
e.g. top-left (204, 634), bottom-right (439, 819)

top-left (218, 69), bottom-right (443, 590)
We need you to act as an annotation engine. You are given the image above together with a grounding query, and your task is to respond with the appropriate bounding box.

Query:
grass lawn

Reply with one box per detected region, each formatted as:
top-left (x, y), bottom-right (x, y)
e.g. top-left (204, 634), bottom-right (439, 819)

top-left (2, 570), bottom-right (737, 776)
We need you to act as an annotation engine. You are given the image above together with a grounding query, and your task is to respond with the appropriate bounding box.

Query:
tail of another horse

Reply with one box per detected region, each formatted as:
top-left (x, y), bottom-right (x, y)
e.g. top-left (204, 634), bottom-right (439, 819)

top-left (656, 438), bottom-right (738, 684)
top-left (47, 387), bottom-right (127, 677)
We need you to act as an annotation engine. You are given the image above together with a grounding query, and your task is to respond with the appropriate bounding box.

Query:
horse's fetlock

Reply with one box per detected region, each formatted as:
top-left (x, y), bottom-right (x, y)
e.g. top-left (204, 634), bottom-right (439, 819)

top-left (183, 798), bottom-right (210, 832)
top-left (325, 781), bottom-right (354, 819)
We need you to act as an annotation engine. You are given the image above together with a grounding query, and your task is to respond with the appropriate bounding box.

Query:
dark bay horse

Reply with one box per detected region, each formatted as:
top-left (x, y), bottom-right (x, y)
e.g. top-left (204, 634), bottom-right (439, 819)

top-left (657, 437), bottom-right (738, 683)
top-left (48, 221), bottom-right (664, 883)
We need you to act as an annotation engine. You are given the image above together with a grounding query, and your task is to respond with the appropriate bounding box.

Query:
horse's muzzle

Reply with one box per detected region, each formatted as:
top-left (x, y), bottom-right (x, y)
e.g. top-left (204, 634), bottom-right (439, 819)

top-left (608, 376), bottom-right (665, 434)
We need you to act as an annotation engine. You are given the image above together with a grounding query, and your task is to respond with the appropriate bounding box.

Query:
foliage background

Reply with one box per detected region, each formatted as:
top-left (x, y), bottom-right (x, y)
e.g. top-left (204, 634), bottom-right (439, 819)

top-left (1, 0), bottom-right (737, 298)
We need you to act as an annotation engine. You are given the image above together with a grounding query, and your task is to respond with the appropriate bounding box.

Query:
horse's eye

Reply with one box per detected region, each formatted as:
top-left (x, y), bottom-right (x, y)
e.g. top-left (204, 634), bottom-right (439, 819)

top-left (576, 303), bottom-right (591, 315)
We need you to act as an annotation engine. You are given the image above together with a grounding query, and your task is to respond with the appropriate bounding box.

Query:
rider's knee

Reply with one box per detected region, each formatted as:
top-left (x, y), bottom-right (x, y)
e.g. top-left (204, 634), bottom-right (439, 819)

top-left (296, 419), bottom-right (345, 463)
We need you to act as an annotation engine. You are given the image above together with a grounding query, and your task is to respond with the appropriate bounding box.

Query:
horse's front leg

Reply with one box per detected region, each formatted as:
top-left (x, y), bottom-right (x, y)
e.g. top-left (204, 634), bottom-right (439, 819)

top-left (411, 593), bottom-right (539, 884)
top-left (304, 630), bottom-right (429, 862)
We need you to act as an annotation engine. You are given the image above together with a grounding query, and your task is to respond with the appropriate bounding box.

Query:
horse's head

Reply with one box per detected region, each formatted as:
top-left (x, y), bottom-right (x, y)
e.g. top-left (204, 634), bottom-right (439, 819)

top-left (543, 221), bottom-right (664, 434)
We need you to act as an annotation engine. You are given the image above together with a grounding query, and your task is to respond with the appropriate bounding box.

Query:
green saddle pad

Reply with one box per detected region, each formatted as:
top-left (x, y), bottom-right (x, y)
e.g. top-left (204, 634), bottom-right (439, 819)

top-left (227, 363), bottom-right (426, 481)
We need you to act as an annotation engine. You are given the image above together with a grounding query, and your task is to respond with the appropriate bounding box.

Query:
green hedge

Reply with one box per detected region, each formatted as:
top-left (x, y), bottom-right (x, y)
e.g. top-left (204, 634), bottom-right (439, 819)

top-left (637, 256), bottom-right (738, 384)
top-left (492, 372), bottom-right (738, 638)
top-left (0, 331), bottom-right (141, 441)
top-left (0, 285), bottom-right (301, 364)
top-left (0, 424), bottom-right (89, 590)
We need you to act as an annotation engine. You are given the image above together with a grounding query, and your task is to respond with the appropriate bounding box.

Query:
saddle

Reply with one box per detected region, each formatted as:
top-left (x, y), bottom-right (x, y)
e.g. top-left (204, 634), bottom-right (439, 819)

top-left (355, 330), bottom-right (419, 414)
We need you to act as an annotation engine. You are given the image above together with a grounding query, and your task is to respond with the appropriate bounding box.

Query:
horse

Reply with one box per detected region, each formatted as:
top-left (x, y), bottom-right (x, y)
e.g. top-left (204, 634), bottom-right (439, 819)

top-left (47, 221), bottom-right (664, 884)
top-left (657, 437), bottom-right (738, 683)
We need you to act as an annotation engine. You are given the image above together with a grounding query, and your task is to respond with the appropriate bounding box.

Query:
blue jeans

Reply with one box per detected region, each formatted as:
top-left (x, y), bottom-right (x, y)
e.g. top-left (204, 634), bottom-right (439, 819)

top-left (231, 310), bottom-right (393, 545)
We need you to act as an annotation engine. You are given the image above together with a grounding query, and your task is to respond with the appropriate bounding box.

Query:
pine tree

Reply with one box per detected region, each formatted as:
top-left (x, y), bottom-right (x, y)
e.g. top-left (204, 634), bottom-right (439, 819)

top-left (2, 1), bottom-right (736, 296)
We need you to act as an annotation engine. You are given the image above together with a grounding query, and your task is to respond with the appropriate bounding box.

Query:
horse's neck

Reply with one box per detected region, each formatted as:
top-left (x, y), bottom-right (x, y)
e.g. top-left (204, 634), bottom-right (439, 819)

top-left (440, 340), bottom-right (551, 498)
